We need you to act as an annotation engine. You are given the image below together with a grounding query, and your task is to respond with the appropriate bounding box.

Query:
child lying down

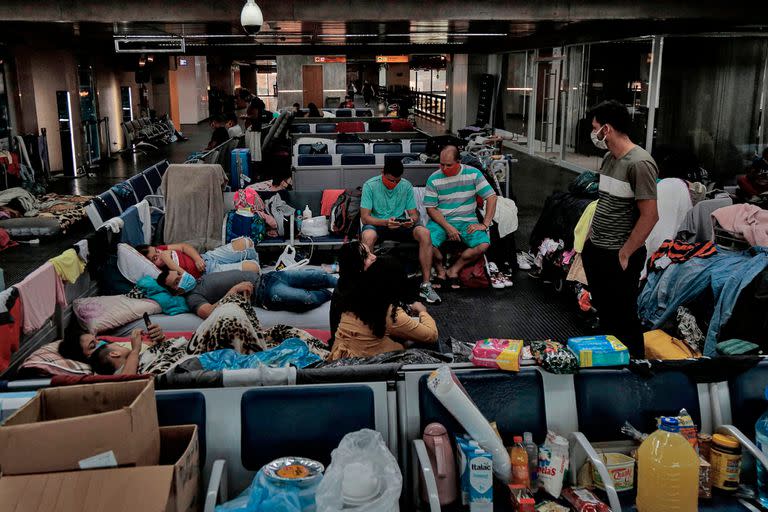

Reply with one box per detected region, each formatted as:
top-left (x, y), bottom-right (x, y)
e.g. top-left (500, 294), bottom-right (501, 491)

top-left (61, 294), bottom-right (330, 375)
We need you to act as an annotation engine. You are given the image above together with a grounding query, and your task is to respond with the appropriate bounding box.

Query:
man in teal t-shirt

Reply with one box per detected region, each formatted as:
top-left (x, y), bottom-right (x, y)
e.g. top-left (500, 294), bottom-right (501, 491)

top-left (360, 159), bottom-right (441, 304)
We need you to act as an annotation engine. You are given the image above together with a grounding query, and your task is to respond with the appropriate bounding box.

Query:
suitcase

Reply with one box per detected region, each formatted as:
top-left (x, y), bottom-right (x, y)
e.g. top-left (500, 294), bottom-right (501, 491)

top-left (230, 148), bottom-right (251, 191)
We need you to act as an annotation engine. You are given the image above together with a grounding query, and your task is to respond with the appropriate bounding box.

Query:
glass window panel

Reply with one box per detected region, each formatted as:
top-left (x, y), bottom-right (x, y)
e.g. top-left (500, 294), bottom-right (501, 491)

top-left (501, 51), bottom-right (534, 144)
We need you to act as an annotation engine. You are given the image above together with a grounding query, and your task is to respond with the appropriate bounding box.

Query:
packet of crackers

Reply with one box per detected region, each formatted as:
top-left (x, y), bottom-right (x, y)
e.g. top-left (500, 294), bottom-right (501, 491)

top-left (657, 409), bottom-right (698, 451)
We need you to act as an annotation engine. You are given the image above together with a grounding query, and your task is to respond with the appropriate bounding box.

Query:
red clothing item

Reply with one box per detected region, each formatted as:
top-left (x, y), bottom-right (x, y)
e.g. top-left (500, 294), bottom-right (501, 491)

top-left (157, 245), bottom-right (201, 278)
top-left (738, 175), bottom-right (768, 197)
top-left (0, 301), bottom-right (22, 372)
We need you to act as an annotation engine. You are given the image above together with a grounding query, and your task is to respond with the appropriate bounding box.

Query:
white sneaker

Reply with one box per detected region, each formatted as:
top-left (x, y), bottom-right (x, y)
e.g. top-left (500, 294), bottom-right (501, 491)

top-left (516, 253), bottom-right (532, 270)
top-left (490, 273), bottom-right (506, 289)
top-left (487, 261), bottom-right (500, 274)
top-left (501, 273), bottom-right (514, 288)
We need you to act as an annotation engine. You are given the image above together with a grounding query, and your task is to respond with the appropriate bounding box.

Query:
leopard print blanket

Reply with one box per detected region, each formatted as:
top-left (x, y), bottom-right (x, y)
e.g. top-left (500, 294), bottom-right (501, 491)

top-left (187, 294), bottom-right (330, 360)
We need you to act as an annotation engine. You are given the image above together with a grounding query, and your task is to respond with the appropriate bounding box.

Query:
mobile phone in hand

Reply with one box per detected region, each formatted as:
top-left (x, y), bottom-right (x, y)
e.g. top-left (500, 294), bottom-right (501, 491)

top-left (143, 312), bottom-right (152, 330)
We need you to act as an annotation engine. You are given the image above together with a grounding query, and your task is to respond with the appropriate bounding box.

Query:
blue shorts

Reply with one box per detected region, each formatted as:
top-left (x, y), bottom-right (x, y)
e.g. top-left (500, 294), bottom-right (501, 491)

top-left (427, 220), bottom-right (490, 248)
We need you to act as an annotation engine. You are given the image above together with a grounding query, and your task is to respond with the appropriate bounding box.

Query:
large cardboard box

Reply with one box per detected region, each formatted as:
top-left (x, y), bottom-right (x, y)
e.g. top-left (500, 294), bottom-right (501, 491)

top-left (0, 425), bottom-right (200, 512)
top-left (0, 379), bottom-right (160, 475)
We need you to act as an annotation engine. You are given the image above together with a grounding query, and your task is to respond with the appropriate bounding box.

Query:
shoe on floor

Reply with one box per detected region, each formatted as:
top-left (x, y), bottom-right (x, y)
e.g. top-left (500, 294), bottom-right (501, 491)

top-left (420, 282), bottom-right (442, 304)
top-left (490, 273), bottom-right (506, 289)
top-left (500, 273), bottom-right (514, 288)
top-left (516, 253), bottom-right (532, 270)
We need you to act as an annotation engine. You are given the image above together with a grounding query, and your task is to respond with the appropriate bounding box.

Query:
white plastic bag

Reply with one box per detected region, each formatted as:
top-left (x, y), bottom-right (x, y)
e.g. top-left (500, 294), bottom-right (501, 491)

top-left (315, 429), bottom-right (402, 512)
top-left (300, 216), bottom-right (329, 237)
top-left (537, 430), bottom-right (569, 498)
top-left (275, 245), bottom-right (309, 271)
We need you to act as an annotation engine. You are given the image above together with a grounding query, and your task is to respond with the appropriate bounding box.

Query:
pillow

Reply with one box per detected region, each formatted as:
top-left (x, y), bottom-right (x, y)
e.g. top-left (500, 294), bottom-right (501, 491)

top-left (74, 295), bottom-right (162, 333)
top-left (19, 341), bottom-right (92, 376)
top-left (117, 243), bottom-right (161, 283)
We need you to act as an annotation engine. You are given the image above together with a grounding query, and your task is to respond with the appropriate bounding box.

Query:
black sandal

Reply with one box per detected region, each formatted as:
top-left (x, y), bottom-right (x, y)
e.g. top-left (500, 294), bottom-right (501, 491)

top-left (447, 276), bottom-right (461, 290)
top-left (433, 277), bottom-right (448, 289)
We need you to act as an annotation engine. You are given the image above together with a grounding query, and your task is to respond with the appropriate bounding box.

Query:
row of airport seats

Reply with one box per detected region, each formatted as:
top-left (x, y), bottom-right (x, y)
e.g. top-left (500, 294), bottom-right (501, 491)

top-left (85, 160), bottom-right (169, 229)
top-left (121, 117), bottom-right (173, 152)
top-left (290, 121), bottom-right (369, 134)
top-left (295, 108), bottom-right (373, 118)
top-left (294, 140), bottom-right (427, 168)
top-left (2, 361), bottom-right (767, 511)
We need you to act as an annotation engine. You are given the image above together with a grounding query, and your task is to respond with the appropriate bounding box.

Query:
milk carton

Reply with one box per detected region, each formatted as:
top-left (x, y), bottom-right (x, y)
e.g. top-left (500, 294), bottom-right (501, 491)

top-left (467, 449), bottom-right (494, 511)
top-left (456, 436), bottom-right (480, 506)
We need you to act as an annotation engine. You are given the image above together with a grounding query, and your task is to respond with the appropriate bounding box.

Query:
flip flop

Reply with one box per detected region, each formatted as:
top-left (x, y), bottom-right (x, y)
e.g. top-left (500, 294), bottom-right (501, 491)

top-left (432, 277), bottom-right (448, 289)
top-left (447, 276), bottom-right (461, 290)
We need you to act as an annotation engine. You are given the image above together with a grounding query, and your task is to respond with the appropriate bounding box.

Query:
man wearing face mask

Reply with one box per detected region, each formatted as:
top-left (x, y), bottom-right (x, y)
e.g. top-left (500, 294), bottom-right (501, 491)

top-left (360, 159), bottom-right (441, 304)
top-left (582, 100), bottom-right (659, 358)
top-left (424, 146), bottom-right (497, 290)
top-left (157, 268), bottom-right (337, 319)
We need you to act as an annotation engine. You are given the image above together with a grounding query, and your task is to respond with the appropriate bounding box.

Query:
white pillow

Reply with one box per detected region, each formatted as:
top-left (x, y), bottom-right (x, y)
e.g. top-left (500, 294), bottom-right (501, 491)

top-left (117, 243), bottom-right (161, 283)
top-left (74, 295), bottom-right (162, 333)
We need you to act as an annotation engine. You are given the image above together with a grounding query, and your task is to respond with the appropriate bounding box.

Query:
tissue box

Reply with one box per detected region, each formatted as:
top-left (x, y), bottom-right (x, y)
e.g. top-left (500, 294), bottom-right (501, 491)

top-left (567, 335), bottom-right (629, 368)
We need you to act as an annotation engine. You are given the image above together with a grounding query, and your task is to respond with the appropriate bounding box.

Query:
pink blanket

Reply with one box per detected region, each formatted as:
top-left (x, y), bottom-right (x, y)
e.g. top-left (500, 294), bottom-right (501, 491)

top-left (16, 262), bottom-right (67, 334)
top-left (712, 204), bottom-right (768, 247)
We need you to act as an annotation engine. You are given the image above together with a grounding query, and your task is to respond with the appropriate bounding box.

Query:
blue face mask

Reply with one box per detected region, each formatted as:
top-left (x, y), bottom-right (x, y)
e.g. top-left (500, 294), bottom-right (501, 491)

top-left (178, 272), bottom-right (197, 293)
top-left (95, 340), bottom-right (108, 350)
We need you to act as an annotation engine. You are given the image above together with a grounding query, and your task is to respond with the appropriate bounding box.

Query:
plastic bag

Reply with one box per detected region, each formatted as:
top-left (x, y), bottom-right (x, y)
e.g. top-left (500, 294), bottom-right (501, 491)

top-left (315, 429), bottom-right (402, 512)
top-left (216, 470), bottom-right (305, 512)
top-left (199, 339), bottom-right (321, 370)
top-left (538, 431), bottom-right (570, 498)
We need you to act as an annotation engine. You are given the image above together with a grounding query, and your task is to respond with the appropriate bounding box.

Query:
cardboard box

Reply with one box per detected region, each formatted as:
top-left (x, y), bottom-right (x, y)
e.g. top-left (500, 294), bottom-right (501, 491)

top-left (0, 425), bottom-right (200, 512)
top-left (0, 379), bottom-right (160, 475)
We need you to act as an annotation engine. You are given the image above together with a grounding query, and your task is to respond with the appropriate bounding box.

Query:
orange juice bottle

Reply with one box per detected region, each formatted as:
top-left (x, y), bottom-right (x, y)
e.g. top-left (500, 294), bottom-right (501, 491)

top-left (510, 436), bottom-right (531, 488)
top-left (636, 417), bottom-right (699, 512)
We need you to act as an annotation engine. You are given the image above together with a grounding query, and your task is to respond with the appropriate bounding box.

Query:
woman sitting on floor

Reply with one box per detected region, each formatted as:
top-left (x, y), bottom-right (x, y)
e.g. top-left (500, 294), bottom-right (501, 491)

top-left (330, 256), bottom-right (438, 361)
top-left (328, 241), bottom-right (378, 346)
top-left (136, 237), bottom-right (260, 279)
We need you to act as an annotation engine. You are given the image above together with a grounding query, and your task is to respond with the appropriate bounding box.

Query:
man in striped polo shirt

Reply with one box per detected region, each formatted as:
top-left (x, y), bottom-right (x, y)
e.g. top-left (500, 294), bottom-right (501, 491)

top-left (582, 100), bottom-right (659, 357)
top-left (424, 146), bottom-right (497, 289)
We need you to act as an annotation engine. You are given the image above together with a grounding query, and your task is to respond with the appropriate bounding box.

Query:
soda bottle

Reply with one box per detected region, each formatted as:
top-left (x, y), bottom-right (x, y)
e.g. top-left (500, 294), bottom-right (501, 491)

top-left (755, 386), bottom-right (768, 507)
top-left (636, 417), bottom-right (699, 512)
top-left (509, 436), bottom-right (530, 488)
top-left (523, 432), bottom-right (538, 488)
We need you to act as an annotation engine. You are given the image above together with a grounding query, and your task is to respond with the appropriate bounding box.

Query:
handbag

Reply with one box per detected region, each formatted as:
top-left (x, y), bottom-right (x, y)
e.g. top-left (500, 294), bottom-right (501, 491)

top-left (245, 128), bottom-right (262, 162)
top-left (459, 256), bottom-right (490, 288)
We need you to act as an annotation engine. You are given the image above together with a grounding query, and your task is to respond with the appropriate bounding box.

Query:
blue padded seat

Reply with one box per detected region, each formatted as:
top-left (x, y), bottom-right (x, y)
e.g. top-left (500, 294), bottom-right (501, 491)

top-left (144, 167), bottom-right (162, 192)
top-left (297, 154), bottom-right (333, 166)
top-left (384, 153), bottom-right (418, 165)
top-left (341, 154), bottom-right (376, 165)
top-left (156, 391), bottom-right (207, 461)
top-left (335, 109), bottom-right (352, 117)
top-left (297, 144), bottom-right (314, 155)
top-left (373, 143), bottom-right (403, 154)
top-left (316, 123), bottom-right (337, 133)
top-left (728, 360), bottom-right (768, 437)
top-left (241, 386), bottom-right (375, 470)
top-left (128, 174), bottom-right (153, 201)
top-left (410, 141), bottom-right (427, 153)
top-left (155, 160), bottom-right (169, 176)
top-left (92, 191), bottom-right (122, 221)
top-left (289, 124), bottom-right (310, 134)
top-left (356, 109), bottom-right (373, 117)
top-left (418, 369), bottom-right (547, 444)
top-left (575, 369), bottom-right (701, 442)
top-left (111, 185), bottom-right (136, 211)
top-left (335, 143), bottom-right (365, 154)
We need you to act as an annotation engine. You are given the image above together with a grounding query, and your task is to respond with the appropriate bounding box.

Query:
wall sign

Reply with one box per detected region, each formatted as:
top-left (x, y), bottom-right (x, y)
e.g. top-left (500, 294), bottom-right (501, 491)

top-left (376, 55), bottom-right (409, 63)
top-left (314, 56), bottom-right (347, 63)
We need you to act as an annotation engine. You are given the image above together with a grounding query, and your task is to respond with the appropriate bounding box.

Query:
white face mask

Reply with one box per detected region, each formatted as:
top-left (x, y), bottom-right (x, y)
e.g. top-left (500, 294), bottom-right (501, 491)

top-left (591, 125), bottom-right (608, 150)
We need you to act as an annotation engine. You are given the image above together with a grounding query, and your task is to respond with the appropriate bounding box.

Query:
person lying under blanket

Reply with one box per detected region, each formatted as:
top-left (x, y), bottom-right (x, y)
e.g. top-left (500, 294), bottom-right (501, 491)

top-left (158, 268), bottom-right (338, 318)
top-left (61, 294), bottom-right (330, 375)
top-left (136, 237), bottom-right (260, 279)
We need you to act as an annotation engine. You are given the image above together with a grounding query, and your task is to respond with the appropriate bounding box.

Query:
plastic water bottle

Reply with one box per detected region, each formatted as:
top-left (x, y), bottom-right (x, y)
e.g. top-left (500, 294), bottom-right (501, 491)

top-left (523, 432), bottom-right (538, 489)
top-left (296, 209), bottom-right (303, 232)
top-left (636, 417), bottom-right (698, 512)
top-left (755, 386), bottom-right (768, 507)
top-left (303, 204), bottom-right (313, 220)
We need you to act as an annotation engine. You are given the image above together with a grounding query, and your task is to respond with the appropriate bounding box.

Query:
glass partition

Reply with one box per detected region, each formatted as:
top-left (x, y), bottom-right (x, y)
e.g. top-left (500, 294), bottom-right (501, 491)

top-left (500, 51), bottom-right (534, 144)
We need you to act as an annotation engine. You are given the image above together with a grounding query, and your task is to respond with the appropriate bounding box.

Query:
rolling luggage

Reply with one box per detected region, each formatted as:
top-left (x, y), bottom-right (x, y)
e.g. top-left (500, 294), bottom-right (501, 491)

top-left (230, 148), bottom-right (251, 191)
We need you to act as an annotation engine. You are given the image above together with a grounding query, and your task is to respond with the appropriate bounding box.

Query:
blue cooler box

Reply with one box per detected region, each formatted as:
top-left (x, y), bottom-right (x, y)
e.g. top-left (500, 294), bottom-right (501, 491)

top-left (567, 335), bottom-right (630, 367)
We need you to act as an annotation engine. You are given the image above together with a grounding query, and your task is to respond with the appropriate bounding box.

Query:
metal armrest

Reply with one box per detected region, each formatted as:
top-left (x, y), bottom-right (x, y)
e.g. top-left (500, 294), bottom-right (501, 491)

top-left (203, 459), bottom-right (228, 512)
top-left (569, 432), bottom-right (622, 512)
top-left (717, 425), bottom-right (768, 469)
top-left (413, 439), bottom-right (441, 512)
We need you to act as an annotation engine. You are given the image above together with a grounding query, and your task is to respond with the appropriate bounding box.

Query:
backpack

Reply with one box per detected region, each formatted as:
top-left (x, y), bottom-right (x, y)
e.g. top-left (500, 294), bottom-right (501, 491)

top-left (330, 187), bottom-right (363, 238)
top-left (310, 142), bottom-right (328, 155)
top-left (264, 194), bottom-right (295, 237)
top-left (459, 256), bottom-right (490, 288)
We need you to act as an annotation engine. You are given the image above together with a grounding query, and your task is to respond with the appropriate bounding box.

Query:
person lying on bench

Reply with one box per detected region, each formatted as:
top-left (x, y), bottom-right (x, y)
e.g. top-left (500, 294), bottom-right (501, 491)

top-left (59, 320), bottom-right (166, 362)
top-left (136, 237), bottom-right (260, 279)
top-left (158, 268), bottom-right (338, 318)
top-left (425, 145), bottom-right (497, 290)
top-left (360, 159), bottom-right (441, 305)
